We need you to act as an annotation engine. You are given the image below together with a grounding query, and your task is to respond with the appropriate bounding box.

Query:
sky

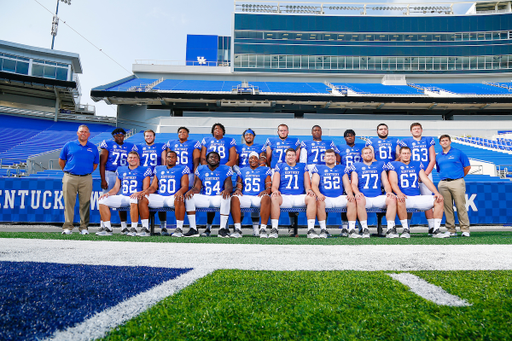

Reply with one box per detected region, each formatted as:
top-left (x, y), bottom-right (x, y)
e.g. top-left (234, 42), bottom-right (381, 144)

top-left (0, 0), bottom-right (473, 117)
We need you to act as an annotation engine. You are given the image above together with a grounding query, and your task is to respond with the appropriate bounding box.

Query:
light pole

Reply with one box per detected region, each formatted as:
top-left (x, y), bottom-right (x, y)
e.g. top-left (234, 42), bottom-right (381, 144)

top-left (51, 0), bottom-right (72, 49)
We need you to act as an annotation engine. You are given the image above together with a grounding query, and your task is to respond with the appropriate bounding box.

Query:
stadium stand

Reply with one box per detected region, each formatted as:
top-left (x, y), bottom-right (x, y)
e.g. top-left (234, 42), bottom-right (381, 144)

top-left (332, 83), bottom-right (425, 96)
top-left (0, 114), bottom-right (114, 166)
top-left (105, 78), bottom-right (159, 91)
top-left (412, 83), bottom-right (512, 95)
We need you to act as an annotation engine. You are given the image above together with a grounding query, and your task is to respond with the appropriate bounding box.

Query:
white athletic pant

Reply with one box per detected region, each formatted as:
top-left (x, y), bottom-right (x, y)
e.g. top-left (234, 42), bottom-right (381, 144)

top-left (365, 195), bottom-right (388, 209)
top-left (102, 170), bottom-right (117, 194)
top-left (99, 194), bottom-right (137, 207)
top-left (234, 194), bottom-right (266, 208)
top-left (323, 195), bottom-right (348, 209)
top-left (280, 194), bottom-right (307, 208)
top-left (185, 194), bottom-right (231, 215)
top-left (405, 195), bottom-right (435, 211)
top-left (419, 172), bottom-right (433, 195)
top-left (147, 194), bottom-right (175, 208)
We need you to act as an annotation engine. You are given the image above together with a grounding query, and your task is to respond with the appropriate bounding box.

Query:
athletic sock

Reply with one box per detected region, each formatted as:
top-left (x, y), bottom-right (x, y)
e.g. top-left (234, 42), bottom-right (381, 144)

top-left (206, 223), bottom-right (213, 231)
top-left (434, 218), bottom-right (442, 230)
top-left (234, 223), bottom-right (242, 231)
top-left (261, 224), bottom-right (267, 230)
top-left (401, 219), bottom-right (409, 230)
top-left (188, 214), bottom-right (196, 230)
top-left (160, 221), bottom-right (167, 229)
top-left (220, 216), bottom-right (228, 230)
top-left (252, 223), bottom-right (259, 235)
top-left (319, 220), bottom-right (327, 230)
top-left (141, 219), bottom-right (149, 229)
top-left (177, 220), bottom-right (184, 229)
top-left (387, 221), bottom-right (395, 230)
top-left (361, 220), bottom-right (368, 229)
top-left (307, 219), bottom-right (315, 231)
top-left (131, 222), bottom-right (138, 229)
top-left (104, 221), bottom-right (111, 229)
top-left (271, 219), bottom-right (279, 229)
top-left (348, 221), bottom-right (356, 230)
top-left (121, 221), bottom-right (127, 229)
top-left (427, 219), bottom-right (434, 230)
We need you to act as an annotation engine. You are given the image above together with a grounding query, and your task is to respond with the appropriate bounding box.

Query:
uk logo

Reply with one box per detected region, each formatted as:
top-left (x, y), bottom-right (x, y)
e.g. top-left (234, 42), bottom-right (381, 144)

top-left (197, 56), bottom-right (207, 65)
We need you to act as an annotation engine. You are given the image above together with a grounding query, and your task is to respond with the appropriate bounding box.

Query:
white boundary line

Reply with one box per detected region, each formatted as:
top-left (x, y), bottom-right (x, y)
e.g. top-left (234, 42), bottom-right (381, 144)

top-left (45, 268), bottom-right (214, 341)
top-left (388, 273), bottom-right (472, 307)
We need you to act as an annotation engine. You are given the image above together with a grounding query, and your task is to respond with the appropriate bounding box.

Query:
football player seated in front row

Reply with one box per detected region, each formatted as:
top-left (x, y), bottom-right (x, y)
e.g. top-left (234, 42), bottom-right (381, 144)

top-left (311, 148), bottom-right (357, 239)
top-left (183, 151), bottom-right (233, 238)
top-left (138, 151), bottom-right (190, 237)
top-left (269, 148), bottom-right (317, 239)
top-left (98, 151), bottom-right (152, 236)
top-left (388, 146), bottom-right (447, 239)
top-left (231, 152), bottom-right (272, 238)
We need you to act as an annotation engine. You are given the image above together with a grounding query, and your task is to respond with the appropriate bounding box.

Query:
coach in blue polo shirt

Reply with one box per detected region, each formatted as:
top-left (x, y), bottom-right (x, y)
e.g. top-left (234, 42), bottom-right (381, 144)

top-left (59, 125), bottom-right (100, 235)
top-left (436, 134), bottom-right (471, 237)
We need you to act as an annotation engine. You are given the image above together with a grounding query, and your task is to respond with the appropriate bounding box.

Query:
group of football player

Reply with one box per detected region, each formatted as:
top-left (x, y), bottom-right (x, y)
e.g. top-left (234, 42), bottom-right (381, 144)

top-left (95, 121), bottom-right (448, 239)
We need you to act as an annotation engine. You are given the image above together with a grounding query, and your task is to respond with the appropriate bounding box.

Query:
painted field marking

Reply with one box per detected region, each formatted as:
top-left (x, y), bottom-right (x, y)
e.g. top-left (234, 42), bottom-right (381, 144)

top-left (45, 268), bottom-right (214, 341)
top-left (388, 273), bottom-right (472, 307)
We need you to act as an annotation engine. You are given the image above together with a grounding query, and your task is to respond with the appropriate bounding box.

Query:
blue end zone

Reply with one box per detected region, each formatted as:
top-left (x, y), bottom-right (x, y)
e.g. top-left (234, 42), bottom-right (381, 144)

top-left (0, 261), bottom-right (191, 341)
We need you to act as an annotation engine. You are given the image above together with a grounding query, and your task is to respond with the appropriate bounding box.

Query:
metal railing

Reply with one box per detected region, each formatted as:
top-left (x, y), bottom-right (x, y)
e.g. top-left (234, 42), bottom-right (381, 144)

top-left (497, 165), bottom-right (512, 179)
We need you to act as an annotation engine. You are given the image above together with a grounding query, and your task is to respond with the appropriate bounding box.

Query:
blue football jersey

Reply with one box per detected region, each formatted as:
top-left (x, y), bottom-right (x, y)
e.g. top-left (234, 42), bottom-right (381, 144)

top-left (236, 144), bottom-right (266, 167)
top-left (337, 142), bottom-right (365, 168)
top-left (300, 140), bottom-right (338, 165)
top-left (195, 165), bottom-right (233, 196)
top-left (349, 161), bottom-right (387, 198)
top-left (399, 137), bottom-right (435, 164)
top-left (236, 166), bottom-right (272, 195)
top-left (365, 137), bottom-right (399, 162)
top-left (116, 166), bottom-right (152, 195)
top-left (201, 136), bottom-right (237, 165)
top-left (265, 137), bottom-right (301, 168)
top-left (134, 143), bottom-right (166, 170)
top-left (387, 161), bottom-right (424, 196)
top-left (274, 162), bottom-right (308, 195)
top-left (154, 165), bottom-right (190, 196)
top-left (166, 139), bottom-right (202, 171)
top-left (311, 164), bottom-right (346, 198)
top-left (100, 140), bottom-right (135, 171)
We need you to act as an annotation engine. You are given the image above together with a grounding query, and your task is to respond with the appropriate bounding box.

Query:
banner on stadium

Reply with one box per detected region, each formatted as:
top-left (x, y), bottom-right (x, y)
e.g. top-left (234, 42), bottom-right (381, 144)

top-left (0, 178), bottom-right (511, 226)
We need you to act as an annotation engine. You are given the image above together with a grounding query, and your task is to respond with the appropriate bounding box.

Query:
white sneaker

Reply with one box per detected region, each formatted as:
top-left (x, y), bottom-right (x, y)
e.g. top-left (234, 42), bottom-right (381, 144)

top-left (268, 228), bottom-right (279, 238)
top-left (230, 229), bottom-right (243, 238)
top-left (171, 228), bottom-right (183, 237)
top-left (259, 228), bottom-right (268, 238)
top-left (126, 228), bottom-right (138, 237)
top-left (62, 229), bottom-right (72, 235)
top-left (348, 229), bottom-right (362, 238)
top-left (432, 229), bottom-right (450, 238)
top-left (362, 228), bottom-right (370, 238)
top-left (137, 228), bottom-right (151, 237)
top-left (461, 231), bottom-right (470, 237)
top-left (96, 227), bottom-right (113, 236)
top-left (80, 229), bottom-right (89, 235)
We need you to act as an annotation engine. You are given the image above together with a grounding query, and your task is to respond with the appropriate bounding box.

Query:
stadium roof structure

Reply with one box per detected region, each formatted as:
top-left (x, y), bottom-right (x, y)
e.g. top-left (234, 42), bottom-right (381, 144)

top-left (0, 40), bottom-right (84, 114)
top-left (91, 75), bottom-right (512, 118)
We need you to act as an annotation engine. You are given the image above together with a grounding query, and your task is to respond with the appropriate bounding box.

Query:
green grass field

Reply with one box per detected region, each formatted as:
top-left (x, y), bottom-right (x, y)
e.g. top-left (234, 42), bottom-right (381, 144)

top-left (2, 231), bottom-right (512, 245)
top-left (102, 270), bottom-right (512, 340)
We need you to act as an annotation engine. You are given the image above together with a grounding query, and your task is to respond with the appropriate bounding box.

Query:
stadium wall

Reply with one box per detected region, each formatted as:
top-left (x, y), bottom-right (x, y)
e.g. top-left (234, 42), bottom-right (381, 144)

top-left (0, 177), bottom-right (510, 225)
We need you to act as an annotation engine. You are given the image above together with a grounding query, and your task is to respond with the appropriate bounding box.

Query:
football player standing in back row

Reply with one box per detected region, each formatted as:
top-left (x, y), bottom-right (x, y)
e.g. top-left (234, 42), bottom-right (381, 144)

top-left (98, 128), bottom-right (135, 235)
top-left (300, 125), bottom-right (337, 176)
top-left (399, 123), bottom-right (436, 233)
top-left (133, 130), bottom-right (168, 233)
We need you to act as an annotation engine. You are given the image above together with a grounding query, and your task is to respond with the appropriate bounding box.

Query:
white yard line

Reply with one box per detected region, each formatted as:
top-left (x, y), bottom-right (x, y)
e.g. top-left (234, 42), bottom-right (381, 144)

top-left (45, 268), bottom-right (214, 341)
top-left (388, 273), bottom-right (472, 307)
top-left (1, 239), bottom-right (512, 271)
